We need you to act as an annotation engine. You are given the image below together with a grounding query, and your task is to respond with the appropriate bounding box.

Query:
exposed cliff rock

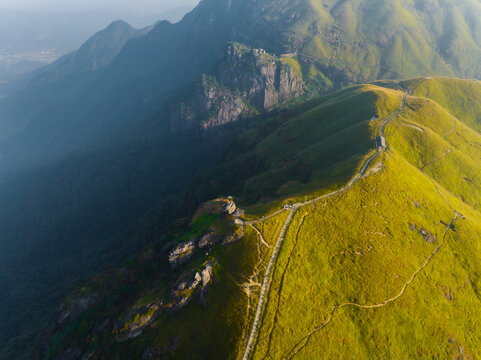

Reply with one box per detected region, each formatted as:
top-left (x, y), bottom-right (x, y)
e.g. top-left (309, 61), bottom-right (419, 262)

top-left (56, 294), bottom-right (99, 326)
top-left (218, 43), bottom-right (303, 109)
top-left (193, 196), bottom-right (237, 219)
top-left (222, 200), bottom-right (237, 215)
top-left (168, 240), bottom-right (196, 268)
top-left (114, 304), bottom-right (161, 342)
top-left (169, 42), bottom-right (303, 132)
top-left (169, 75), bottom-right (248, 132)
top-left (197, 231), bottom-right (221, 249)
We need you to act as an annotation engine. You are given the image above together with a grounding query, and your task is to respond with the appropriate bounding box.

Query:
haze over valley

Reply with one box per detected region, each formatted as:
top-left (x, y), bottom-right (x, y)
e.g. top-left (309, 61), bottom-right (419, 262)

top-left (0, 1), bottom-right (198, 87)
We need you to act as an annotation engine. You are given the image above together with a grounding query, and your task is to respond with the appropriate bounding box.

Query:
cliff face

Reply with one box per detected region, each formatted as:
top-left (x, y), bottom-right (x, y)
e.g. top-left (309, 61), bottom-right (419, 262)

top-left (169, 75), bottom-right (248, 132)
top-left (169, 43), bottom-right (303, 133)
top-left (217, 43), bottom-right (303, 109)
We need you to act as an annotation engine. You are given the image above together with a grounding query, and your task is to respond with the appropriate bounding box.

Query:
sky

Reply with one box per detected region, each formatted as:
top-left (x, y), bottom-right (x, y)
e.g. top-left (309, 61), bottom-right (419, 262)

top-left (0, 0), bottom-right (199, 13)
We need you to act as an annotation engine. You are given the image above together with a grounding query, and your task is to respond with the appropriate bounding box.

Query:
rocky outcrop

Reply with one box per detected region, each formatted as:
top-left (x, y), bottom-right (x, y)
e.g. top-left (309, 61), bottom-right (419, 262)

top-left (169, 75), bottom-right (248, 132)
top-left (222, 200), bottom-right (237, 215)
top-left (169, 42), bottom-right (303, 132)
top-left (56, 294), bottom-right (99, 326)
top-left (113, 260), bottom-right (215, 343)
top-left (197, 231), bottom-right (221, 249)
top-left (174, 262), bottom-right (213, 293)
top-left (114, 303), bottom-right (161, 342)
top-left (218, 43), bottom-right (303, 109)
top-left (169, 198), bottom-right (243, 266)
top-left (168, 261), bottom-right (215, 312)
top-left (168, 240), bottom-right (196, 268)
top-left (42, 197), bottom-right (246, 358)
top-left (193, 196), bottom-right (237, 218)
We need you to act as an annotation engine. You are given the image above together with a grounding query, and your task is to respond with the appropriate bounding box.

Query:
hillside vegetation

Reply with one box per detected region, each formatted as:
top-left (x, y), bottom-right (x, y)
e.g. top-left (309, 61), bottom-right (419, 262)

top-left (248, 0), bottom-right (481, 84)
top-left (38, 78), bottom-right (481, 359)
top-left (248, 77), bottom-right (481, 359)
top-left (2, 0), bottom-right (481, 358)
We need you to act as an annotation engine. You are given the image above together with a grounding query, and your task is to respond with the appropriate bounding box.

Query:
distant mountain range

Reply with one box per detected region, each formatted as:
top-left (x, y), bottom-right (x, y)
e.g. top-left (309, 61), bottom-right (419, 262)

top-left (0, 0), bottom-right (480, 359)
top-left (0, 5), bottom-right (196, 84)
top-left (1, 0), bottom-right (480, 168)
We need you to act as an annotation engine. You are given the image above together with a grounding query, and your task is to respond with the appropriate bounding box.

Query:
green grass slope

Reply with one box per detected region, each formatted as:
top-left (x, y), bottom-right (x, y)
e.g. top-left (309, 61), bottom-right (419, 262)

top-left (249, 77), bottom-right (481, 359)
top-left (252, 0), bottom-right (481, 88)
top-left (203, 84), bottom-right (403, 212)
top-left (37, 78), bottom-right (481, 359)
top-left (252, 151), bottom-right (481, 359)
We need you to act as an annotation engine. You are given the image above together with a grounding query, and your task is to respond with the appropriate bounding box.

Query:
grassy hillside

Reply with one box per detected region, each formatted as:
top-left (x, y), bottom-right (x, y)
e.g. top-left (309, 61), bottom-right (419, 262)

top-left (201, 84), bottom-right (403, 213)
top-left (3, 0), bottom-right (481, 358)
top-left (253, 0), bottom-right (481, 87)
top-left (248, 77), bottom-right (481, 359)
top-left (36, 78), bottom-right (481, 359)
top-left (252, 151), bottom-right (481, 359)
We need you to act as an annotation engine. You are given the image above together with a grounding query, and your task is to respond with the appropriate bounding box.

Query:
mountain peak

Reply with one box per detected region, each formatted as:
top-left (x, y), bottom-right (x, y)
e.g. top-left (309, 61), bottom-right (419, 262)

top-left (54, 19), bottom-right (148, 73)
top-left (104, 19), bottom-right (134, 32)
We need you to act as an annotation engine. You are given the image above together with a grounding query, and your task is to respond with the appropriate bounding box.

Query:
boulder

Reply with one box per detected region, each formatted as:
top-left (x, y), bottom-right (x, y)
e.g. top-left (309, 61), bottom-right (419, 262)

top-left (56, 294), bottom-right (98, 325)
top-left (201, 262), bottom-right (214, 286)
top-left (418, 227), bottom-right (436, 244)
top-left (234, 218), bottom-right (245, 226)
top-left (223, 201), bottom-right (237, 215)
top-left (192, 272), bottom-right (202, 289)
top-left (168, 240), bottom-right (196, 268)
top-left (114, 303), bottom-right (161, 342)
top-left (197, 231), bottom-right (220, 249)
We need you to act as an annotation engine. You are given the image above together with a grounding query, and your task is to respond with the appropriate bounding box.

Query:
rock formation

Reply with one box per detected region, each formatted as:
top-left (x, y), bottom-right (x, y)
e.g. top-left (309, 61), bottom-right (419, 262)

top-left (168, 240), bottom-right (196, 268)
top-left (170, 42), bottom-right (303, 132)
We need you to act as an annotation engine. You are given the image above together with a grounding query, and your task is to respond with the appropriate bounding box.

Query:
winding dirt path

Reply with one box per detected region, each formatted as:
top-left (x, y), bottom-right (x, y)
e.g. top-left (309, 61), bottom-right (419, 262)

top-left (249, 224), bottom-right (271, 248)
top-left (421, 149), bottom-right (452, 170)
top-left (243, 209), bottom-right (296, 360)
top-left (261, 212), bottom-right (310, 360)
top-left (444, 117), bottom-right (457, 138)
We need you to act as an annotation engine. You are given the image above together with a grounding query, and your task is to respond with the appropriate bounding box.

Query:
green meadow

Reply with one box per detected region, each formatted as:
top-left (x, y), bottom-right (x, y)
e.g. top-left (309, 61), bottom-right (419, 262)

top-left (41, 78), bottom-right (481, 359)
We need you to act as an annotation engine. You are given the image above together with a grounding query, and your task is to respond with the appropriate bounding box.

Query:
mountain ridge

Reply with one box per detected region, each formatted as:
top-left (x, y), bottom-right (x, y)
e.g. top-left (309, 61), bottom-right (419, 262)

top-left (1, 0), bottom-right (480, 173)
top-left (1, 0), bottom-right (481, 358)
top-left (34, 77), bottom-right (481, 360)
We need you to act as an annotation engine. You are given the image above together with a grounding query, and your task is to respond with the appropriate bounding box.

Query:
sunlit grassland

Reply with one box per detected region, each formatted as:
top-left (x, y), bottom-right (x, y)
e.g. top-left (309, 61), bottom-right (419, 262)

top-left (248, 78), bottom-right (481, 359)
top-left (388, 89), bottom-right (481, 209)
top-left (412, 78), bottom-right (481, 132)
top-left (251, 148), bottom-right (481, 359)
top-left (241, 85), bottom-right (404, 216)
top-left (41, 78), bottom-right (481, 359)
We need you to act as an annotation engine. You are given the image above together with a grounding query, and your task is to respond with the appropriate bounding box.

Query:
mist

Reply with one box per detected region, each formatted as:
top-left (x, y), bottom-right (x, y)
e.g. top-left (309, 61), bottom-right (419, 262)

top-left (0, 0), bottom-right (198, 13)
top-left (0, 0), bottom-right (199, 83)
